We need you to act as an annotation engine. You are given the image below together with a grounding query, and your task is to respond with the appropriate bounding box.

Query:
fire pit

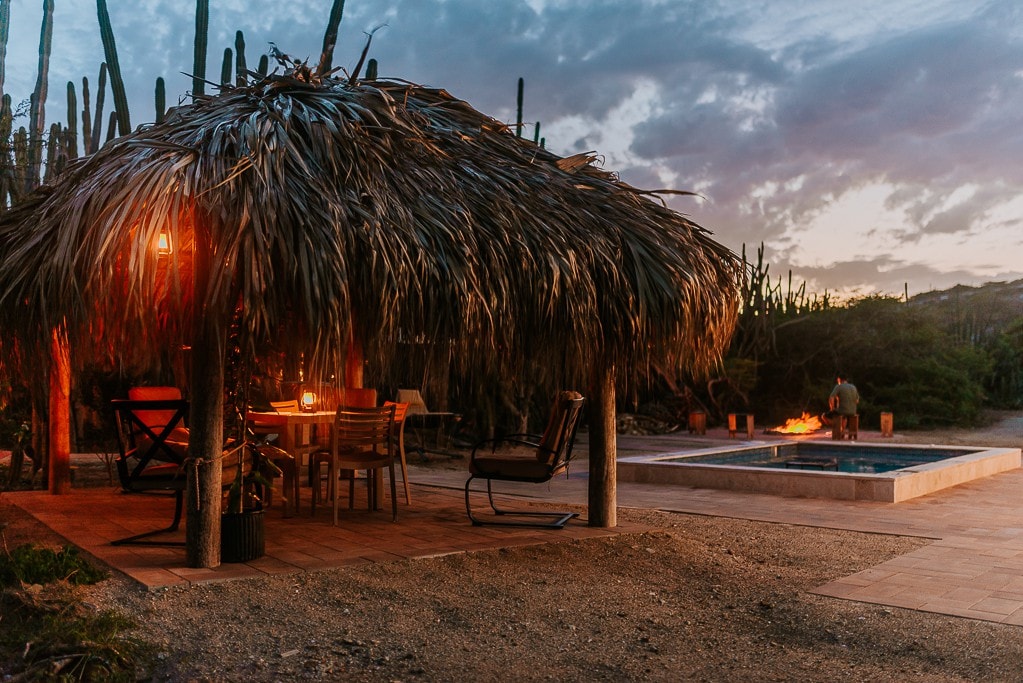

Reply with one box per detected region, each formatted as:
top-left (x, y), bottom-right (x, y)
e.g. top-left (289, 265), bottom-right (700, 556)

top-left (765, 412), bottom-right (822, 435)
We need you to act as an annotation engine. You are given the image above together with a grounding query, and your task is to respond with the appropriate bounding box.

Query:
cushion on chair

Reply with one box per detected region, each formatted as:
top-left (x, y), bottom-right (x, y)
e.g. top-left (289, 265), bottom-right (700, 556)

top-left (128, 387), bottom-right (190, 441)
top-left (470, 452), bottom-right (564, 482)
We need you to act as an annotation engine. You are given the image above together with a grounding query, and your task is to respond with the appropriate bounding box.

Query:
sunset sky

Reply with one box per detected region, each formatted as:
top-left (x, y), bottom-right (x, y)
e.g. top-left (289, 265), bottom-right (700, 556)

top-left (4, 0), bottom-right (1022, 298)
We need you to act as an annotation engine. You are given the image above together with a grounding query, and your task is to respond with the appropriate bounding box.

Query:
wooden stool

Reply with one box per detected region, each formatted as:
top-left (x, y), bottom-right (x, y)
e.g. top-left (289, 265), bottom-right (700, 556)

top-left (880, 412), bottom-right (893, 438)
top-left (687, 411), bottom-right (706, 435)
top-left (727, 413), bottom-right (754, 439)
top-left (831, 415), bottom-right (859, 440)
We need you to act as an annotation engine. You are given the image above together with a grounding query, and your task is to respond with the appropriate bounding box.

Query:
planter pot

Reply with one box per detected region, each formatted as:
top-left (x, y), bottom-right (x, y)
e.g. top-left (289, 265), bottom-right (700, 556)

top-left (221, 509), bottom-right (265, 563)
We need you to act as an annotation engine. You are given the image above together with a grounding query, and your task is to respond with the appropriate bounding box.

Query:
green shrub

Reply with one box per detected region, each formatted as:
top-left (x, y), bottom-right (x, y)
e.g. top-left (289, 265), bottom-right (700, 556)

top-left (746, 296), bottom-right (991, 427)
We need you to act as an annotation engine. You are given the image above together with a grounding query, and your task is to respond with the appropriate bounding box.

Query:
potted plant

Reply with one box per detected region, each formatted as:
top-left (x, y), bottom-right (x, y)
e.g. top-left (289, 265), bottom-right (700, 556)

top-left (220, 441), bottom-right (281, 563)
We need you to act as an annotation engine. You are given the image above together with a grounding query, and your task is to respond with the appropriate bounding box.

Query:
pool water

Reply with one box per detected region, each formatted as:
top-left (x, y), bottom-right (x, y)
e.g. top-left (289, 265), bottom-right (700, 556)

top-left (667, 443), bottom-right (980, 474)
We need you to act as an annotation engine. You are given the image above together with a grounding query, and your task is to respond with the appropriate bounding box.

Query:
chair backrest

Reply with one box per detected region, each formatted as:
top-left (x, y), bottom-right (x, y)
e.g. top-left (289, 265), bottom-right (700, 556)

top-left (383, 401), bottom-right (410, 425)
top-left (111, 398), bottom-right (190, 488)
top-left (535, 391), bottom-right (586, 470)
top-left (333, 404), bottom-right (395, 456)
top-left (128, 386), bottom-right (185, 433)
top-left (270, 399), bottom-right (299, 412)
top-left (396, 389), bottom-right (428, 414)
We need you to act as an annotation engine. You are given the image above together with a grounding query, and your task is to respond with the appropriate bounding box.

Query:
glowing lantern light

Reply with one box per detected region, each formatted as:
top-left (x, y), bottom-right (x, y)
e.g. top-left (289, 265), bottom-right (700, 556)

top-left (157, 231), bottom-right (173, 255)
top-left (300, 391), bottom-right (316, 412)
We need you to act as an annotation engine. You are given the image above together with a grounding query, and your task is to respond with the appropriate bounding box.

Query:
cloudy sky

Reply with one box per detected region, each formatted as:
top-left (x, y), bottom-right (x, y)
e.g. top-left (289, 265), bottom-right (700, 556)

top-left (4, 0), bottom-right (1023, 297)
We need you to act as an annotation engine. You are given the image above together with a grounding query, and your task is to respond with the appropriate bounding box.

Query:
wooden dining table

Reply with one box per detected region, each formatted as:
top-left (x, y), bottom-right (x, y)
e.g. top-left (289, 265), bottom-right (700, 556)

top-left (248, 409), bottom-right (336, 515)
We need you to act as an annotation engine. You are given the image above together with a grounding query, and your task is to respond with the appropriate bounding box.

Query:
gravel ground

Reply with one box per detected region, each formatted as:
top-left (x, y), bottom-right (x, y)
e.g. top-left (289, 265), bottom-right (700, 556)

top-left (2, 412), bottom-right (1022, 681)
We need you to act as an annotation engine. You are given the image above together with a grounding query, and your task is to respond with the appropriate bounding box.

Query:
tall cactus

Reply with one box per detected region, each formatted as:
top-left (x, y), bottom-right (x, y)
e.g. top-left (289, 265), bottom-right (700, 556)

top-left (65, 81), bottom-right (77, 160)
top-left (96, 0), bottom-right (130, 136)
top-left (365, 58), bottom-right (378, 80)
top-left (155, 77), bottom-right (166, 123)
top-left (81, 76), bottom-right (92, 154)
top-left (44, 122), bottom-right (59, 181)
top-left (104, 110), bottom-right (116, 143)
top-left (193, 0), bottom-right (209, 98)
top-left (12, 125), bottom-right (26, 192)
top-left (257, 54), bottom-right (268, 77)
top-left (27, 0), bottom-right (54, 193)
top-left (0, 0), bottom-right (10, 99)
top-left (220, 48), bottom-right (232, 86)
top-left (0, 94), bottom-right (14, 209)
top-left (90, 64), bottom-right (107, 153)
top-left (516, 77), bottom-right (524, 138)
top-left (317, 0), bottom-right (346, 75)
top-left (234, 31), bottom-right (247, 86)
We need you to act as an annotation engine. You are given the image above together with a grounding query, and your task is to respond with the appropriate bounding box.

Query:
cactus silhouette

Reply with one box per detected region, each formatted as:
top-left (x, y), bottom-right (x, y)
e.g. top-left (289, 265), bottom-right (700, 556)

top-left (318, 0), bottom-right (347, 75)
top-left (516, 77), bottom-right (524, 138)
top-left (221, 48), bottom-right (233, 86)
top-left (193, 0), bottom-right (209, 97)
top-left (155, 77), bottom-right (166, 123)
top-left (234, 31), bottom-right (247, 86)
top-left (65, 81), bottom-right (77, 161)
top-left (97, 0), bottom-right (131, 136)
top-left (90, 64), bottom-right (107, 154)
top-left (27, 0), bottom-right (53, 193)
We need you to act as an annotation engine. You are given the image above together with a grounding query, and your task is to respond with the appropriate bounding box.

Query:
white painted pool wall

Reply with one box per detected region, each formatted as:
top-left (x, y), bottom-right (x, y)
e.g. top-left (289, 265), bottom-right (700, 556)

top-left (617, 444), bottom-right (1022, 503)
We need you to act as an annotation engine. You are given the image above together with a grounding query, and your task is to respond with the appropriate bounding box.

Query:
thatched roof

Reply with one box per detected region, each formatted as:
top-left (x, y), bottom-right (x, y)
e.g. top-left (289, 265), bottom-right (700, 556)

top-left (0, 70), bottom-right (740, 388)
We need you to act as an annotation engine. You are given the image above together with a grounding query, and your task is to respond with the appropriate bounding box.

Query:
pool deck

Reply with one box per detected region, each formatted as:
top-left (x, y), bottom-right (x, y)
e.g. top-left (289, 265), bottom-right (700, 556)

top-left (9, 424), bottom-right (1023, 625)
top-left (417, 427), bottom-right (1023, 625)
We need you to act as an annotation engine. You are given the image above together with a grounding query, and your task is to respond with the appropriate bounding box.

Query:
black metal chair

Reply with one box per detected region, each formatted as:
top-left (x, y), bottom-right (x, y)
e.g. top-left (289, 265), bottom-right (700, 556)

top-left (110, 398), bottom-right (190, 546)
top-left (464, 391), bottom-right (585, 528)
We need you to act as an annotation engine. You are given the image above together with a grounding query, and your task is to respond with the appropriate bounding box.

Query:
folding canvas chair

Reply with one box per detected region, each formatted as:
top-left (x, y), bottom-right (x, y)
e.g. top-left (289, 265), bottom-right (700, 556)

top-left (396, 388), bottom-right (462, 458)
top-left (464, 391), bottom-right (585, 528)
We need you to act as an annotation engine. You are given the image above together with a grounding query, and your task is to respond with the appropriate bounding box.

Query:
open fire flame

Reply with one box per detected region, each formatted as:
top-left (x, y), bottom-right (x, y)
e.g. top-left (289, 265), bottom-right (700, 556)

top-left (771, 412), bottom-right (822, 434)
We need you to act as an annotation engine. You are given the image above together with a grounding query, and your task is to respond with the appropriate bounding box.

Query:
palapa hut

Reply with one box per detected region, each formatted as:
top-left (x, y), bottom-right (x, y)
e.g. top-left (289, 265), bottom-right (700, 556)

top-left (0, 64), bottom-right (740, 567)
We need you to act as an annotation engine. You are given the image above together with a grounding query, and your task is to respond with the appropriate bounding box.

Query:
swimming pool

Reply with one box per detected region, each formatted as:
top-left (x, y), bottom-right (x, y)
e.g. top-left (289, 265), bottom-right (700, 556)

top-left (618, 441), bottom-right (1021, 502)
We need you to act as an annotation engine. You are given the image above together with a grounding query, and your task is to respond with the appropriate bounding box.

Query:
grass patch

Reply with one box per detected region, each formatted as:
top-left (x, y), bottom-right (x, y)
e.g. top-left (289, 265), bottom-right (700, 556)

top-left (0, 543), bottom-right (154, 680)
top-left (0, 544), bottom-right (108, 587)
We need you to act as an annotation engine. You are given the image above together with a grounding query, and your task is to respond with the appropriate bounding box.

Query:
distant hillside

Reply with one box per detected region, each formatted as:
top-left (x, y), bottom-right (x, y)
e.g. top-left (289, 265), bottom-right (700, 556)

top-left (910, 279), bottom-right (1023, 306)
top-left (908, 279), bottom-right (1023, 343)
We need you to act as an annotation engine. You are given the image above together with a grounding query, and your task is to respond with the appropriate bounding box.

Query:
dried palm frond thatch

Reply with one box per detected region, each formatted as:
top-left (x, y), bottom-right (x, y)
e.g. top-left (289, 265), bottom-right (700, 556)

top-left (0, 73), bottom-right (739, 388)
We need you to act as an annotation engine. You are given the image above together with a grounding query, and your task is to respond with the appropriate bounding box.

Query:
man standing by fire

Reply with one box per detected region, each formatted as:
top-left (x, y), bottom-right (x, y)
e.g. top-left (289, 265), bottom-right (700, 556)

top-left (822, 374), bottom-right (859, 426)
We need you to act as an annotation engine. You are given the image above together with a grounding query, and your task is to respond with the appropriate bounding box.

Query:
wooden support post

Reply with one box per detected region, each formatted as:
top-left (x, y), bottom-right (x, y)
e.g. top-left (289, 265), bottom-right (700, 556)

top-left (185, 215), bottom-right (226, 569)
top-left (48, 328), bottom-right (71, 495)
top-left (587, 365), bottom-right (616, 528)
